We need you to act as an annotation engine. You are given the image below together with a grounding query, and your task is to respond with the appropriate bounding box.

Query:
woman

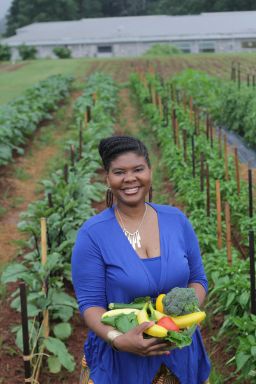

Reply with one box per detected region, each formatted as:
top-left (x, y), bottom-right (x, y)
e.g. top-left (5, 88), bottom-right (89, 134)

top-left (72, 135), bottom-right (211, 384)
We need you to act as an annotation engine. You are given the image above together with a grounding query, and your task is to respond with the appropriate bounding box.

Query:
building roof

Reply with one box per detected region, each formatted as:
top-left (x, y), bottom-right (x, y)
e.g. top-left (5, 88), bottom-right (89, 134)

top-left (3, 11), bottom-right (256, 46)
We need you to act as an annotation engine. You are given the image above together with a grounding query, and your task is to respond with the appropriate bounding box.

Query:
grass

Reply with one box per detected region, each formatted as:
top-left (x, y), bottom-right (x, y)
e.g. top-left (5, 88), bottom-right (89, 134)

top-left (0, 58), bottom-right (91, 104)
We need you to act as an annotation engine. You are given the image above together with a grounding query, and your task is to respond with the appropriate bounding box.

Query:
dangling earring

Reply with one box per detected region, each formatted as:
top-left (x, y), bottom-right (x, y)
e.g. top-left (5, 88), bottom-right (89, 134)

top-left (149, 186), bottom-right (153, 202)
top-left (106, 188), bottom-right (113, 207)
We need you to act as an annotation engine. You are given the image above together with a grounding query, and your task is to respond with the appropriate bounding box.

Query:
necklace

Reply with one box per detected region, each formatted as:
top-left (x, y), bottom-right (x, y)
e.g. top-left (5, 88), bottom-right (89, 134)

top-left (116, 204), bottom-right (148, 250)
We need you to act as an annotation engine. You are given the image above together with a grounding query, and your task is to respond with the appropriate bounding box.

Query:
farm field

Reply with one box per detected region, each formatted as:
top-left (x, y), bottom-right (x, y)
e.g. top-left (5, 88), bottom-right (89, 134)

top-left (0, 53), bottom-right (255, 384)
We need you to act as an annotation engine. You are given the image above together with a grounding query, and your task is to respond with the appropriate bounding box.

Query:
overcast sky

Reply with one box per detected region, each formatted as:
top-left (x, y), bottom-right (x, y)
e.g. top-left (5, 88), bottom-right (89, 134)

top-left (0, 0), bottom-right (13, 19)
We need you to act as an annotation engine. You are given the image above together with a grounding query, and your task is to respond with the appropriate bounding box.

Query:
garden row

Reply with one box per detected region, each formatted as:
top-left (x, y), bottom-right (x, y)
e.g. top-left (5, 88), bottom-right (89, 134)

top-left (171, 68), bottom-right (256, 148)
top-left (1, 72), bottom-right (118, 378)
top-left (130, 70), bottom-right (256, 383)
top-left (0, 74), bottom-right (73, 166)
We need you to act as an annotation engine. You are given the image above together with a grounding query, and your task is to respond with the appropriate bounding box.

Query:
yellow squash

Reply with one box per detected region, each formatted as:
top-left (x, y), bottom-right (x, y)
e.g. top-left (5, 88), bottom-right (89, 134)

top-left (171, 311), bottom-right (206, 328)
top-left (155, 293), bottom-right (166, 313)
top-left (101, 308), bottom-right (139, 319)
top-left (152, 308), bottom-right (206, 329)
top-left (137, 303), bottom-right (167, 338)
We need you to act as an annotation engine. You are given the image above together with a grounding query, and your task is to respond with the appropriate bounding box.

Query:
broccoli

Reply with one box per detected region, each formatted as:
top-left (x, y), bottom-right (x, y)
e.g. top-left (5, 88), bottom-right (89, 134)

top-left (162, 287), bottom-right (200, 316)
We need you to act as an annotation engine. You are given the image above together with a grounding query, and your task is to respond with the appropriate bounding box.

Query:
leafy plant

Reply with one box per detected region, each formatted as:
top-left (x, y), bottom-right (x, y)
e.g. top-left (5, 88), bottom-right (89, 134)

top-left (53, 47), bottom-right (72, 59)
top-left (18, 44), bottom-right (37, 60)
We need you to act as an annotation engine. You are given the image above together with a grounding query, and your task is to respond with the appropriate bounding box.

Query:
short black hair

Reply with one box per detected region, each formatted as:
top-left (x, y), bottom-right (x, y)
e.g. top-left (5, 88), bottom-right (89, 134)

top-left (98, 135), bottom-right (151, 172)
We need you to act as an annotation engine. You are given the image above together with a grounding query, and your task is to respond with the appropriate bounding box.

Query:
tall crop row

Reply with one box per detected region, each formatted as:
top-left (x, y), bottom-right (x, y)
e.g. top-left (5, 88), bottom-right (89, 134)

top-left (1, 72), bottom-right (118, 375)
top-left (0, 74), bottom-right (73, 166)
top-left (171, 68), bottom-right (256, 148)
top-left (130, 71), bottom-right (256, 383)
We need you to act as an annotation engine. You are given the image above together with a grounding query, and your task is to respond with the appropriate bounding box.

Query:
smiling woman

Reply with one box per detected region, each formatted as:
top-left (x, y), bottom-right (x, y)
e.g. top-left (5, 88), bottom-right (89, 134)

top-left (71, 135), bottom-right (211, 384)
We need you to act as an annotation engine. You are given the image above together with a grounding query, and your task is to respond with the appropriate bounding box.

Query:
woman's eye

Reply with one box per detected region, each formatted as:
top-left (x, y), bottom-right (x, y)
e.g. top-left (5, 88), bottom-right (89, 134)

top-left (114, 171), bottom-right (123, 175)
top-left (135, 168), bottom-right (143, 172)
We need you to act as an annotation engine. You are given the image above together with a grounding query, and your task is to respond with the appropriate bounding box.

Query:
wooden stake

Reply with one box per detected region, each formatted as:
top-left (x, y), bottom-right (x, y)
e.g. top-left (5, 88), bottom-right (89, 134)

top-left (64, 164), bottom-right (68, 183)
top-left (200, 153), bottom-right (205, 192)
top-left (234, 147), bottom-right (240, 194)
top-left (172, 108), bottom-right (177, 144)
top-left (210, 119), bottom-right (214, 148)
top-left (176, 119), bottom-right (180, 148)
top-left (70, 144), bottom-right (75, 167)
top-left (41, 218), bottom-right (49, 339)
top-left (151, 85), bottom-right (156, 106)
top-left (225, 202), bottom-right (232, 265)
top-left (249, 230), bottom-right (256, 314)
top-left (183, 93), bottom-right (187, 112)
top-left (158, 94), bottom-right (163, 119)
top-left (189, 96), bottom-right (193, 122)
top-left (19, 282), bottom-right (31, 382)
top-left (206, 114), bottom-right (209, 140)
top-left (224, 134), bottom-right (229, 181)
top-left (41, 218), bottom-right (47, 266)
top-left (86, 106), bottom-right (91, 123)
top-left (248, 168), bottom-right (253, 219)
top-left (206, 163), bottom-right (210, 217)
top-left (218, 128), bottom-right (222, 158)
top-left (47, 193), bottom-right (53, 208)
top-left (79, 128), bottom-right (83, 160)
top-left (216, 180), bottom-right (222, 249)
top-left (182, 129), bottom-right (187, 162)
top-left (192, 135), bottom-right (196, 178)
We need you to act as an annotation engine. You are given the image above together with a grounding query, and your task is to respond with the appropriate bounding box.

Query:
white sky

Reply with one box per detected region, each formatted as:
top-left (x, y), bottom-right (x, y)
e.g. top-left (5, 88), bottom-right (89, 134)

top-left (0, 0), bottom-right (13, 18)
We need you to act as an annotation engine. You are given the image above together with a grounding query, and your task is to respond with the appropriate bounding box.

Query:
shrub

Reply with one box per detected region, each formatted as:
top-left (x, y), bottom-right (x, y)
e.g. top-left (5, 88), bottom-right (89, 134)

top-left (18, 44), bottom-right (37, 60)
top-left (0, 44), bottom-right (11, 61)
top-left (144, 43), bottom-right (181, 56)
top-left (53, 46), bottom-right (72, 59)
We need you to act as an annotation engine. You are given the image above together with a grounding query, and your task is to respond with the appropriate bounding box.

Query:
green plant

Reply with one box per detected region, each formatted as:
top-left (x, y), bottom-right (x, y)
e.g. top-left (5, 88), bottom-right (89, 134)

top-left (144, 43), bottom-right (181, 56)
top-left (0, 44), bottom-right (11, 61)
top-left (18, 44), bottom-right (37, 60)
top-left (53, 47), bottom-right (72, 59)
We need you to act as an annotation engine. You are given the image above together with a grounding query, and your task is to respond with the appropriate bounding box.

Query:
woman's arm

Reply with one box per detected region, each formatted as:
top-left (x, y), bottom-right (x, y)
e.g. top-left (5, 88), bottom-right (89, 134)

top-left (188, 282), bottom-right (206, 306)
top-left (84, 306), bottom-right (172, 356)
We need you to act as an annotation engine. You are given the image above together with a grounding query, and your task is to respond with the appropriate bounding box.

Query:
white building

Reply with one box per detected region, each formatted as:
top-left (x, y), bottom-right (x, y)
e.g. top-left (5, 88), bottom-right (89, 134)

top-left (3, 11), bottom-right (256, 59)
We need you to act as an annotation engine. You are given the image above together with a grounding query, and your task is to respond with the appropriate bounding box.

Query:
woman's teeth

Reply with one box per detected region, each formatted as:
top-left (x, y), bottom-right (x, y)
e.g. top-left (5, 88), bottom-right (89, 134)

top-left (123, 187), bottom-right (139, 194)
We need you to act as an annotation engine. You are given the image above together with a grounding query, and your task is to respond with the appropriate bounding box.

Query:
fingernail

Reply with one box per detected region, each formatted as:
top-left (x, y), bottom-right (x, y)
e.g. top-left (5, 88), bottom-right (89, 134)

top-left (165, 351), bottom-right (170, 355)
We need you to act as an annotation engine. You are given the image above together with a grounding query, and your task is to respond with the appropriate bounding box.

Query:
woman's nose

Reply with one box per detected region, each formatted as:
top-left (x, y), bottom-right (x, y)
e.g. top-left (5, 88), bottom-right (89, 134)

top-left (123, 172), bottom-right (136, 182)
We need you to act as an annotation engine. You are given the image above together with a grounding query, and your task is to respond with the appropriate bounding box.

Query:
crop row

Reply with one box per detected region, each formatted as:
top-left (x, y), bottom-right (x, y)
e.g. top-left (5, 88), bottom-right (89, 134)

top-left (170, 68), bottom-right (256, 148)
top-left (1, 72), bottom-right (118, 375)
top-left (130, 71), bottom-right (256, 383)
top-left (0, 74), bottom-right (73, 166)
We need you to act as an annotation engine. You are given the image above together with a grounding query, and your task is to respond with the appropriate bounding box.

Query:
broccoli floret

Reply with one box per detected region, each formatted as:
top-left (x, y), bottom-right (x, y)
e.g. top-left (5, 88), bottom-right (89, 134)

top-left (162, 287), bottom-right (199, 316)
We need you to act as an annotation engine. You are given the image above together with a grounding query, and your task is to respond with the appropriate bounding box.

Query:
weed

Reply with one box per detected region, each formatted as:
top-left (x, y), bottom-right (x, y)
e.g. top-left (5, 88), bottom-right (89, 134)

top-left (0, 205), bottom-right (7, 217)
top-left (14, 167), bottom-right (30, 181)
top-left (9, 196), bottom-right (24, 208)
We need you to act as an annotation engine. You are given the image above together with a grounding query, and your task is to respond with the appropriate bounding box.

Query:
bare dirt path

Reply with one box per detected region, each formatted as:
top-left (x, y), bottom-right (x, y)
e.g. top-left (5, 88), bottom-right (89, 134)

top-left (0, 97), bottom-right (77, 266)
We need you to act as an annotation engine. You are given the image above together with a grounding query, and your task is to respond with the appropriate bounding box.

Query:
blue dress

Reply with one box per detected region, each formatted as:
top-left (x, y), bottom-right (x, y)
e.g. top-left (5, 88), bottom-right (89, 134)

top-left (71, 203), bottom-right (211, 384)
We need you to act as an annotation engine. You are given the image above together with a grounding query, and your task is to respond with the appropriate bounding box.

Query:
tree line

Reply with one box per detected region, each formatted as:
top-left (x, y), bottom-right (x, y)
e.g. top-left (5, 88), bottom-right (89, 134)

top-left (6, 0), bottom-right (256, 36)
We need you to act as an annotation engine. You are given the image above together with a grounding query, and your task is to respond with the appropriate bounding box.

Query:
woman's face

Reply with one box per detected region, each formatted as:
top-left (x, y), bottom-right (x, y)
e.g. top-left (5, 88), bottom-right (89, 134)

top-left (106, 151), bottom-right (152, 207)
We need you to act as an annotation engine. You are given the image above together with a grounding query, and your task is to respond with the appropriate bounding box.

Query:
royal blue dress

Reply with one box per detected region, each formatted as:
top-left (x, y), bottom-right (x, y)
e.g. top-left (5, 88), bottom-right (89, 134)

top-left (71, 203), bottom-right (211, 384)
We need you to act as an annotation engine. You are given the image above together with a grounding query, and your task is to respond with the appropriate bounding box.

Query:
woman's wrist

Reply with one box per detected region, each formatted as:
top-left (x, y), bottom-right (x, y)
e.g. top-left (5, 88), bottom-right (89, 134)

top-left (107, 330), bottom-right (123, 351)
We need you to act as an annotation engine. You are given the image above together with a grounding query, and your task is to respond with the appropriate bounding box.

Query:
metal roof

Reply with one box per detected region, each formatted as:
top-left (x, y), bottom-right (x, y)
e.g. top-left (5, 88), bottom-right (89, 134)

top-left (3, 11), bottom-right (256, 46)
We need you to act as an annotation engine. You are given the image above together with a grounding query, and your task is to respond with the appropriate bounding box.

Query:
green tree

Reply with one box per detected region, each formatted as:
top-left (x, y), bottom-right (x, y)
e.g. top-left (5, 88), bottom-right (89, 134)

top-left (6, 0), bottom-right (78, 36)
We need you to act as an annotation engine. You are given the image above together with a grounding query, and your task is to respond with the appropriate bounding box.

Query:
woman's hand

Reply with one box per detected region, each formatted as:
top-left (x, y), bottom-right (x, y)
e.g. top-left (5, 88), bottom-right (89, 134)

top-left (113, 321), bottom-right (172, 356)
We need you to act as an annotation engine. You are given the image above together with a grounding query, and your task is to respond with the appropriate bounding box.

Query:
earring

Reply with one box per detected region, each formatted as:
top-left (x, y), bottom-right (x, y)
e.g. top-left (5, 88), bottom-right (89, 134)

top-left (106, 188), bottom-right (113, 207)
top-left (149, 186), bottom-right (153, 202)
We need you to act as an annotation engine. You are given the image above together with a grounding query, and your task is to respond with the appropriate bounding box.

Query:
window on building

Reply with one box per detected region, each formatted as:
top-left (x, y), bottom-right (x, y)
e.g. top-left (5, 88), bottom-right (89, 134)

top-left (97, 46), bottom-right (113, 54)
top-left (199, 41), bottom-right (215, 53)
top-left (241, 41), bottom-right (256, 49)
top-left (174, 42), bottom-right (191, 53)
